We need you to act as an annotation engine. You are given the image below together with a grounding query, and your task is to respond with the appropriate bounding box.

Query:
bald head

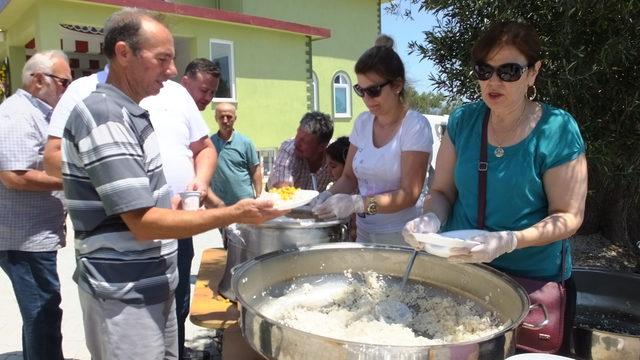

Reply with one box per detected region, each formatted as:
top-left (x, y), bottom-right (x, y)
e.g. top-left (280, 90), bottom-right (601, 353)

top-left (215, 102), bottom-right (237, 139)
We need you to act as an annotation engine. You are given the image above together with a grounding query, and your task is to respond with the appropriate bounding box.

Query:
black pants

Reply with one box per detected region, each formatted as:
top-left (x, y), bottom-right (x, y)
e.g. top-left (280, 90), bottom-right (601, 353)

top-left (175, 238), bottom-right (194, 359)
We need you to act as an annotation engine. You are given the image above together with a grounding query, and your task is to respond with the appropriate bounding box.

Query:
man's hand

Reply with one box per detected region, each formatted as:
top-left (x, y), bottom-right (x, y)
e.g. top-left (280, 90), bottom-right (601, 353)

top-left (186, 180), bottom-right (209, 200)
top-left (312, 194), bottom-right (363, 220)
top-left (401, 212), bottom-right (442, 250)
top-left (204, 189), bottom-right (226, 209)
top-left (448, 231), bottom-right (518, 263)
top-left (171, 194), bottom-right (183, 210)
top-left (232, 198), bottom-right (289, 224)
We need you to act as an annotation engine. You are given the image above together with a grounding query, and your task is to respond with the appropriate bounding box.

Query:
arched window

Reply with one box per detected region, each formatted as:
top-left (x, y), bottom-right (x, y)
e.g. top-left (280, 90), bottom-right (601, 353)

top-left (332, 72), bottom-right (351, 118)
top-left (312, 71), bottom-right (319, 111)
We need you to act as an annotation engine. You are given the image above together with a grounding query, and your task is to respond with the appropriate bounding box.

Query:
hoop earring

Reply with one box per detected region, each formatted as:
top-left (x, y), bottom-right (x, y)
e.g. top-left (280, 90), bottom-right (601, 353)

top-left (527, 85), bottom-right (537, 101)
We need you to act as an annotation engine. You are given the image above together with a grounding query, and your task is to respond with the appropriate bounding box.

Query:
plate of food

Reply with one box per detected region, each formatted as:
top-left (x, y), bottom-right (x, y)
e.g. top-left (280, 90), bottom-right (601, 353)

top-left (416, 230), bottom-right (486, 258)
top-left (262, 187), bottom-right (319, 210)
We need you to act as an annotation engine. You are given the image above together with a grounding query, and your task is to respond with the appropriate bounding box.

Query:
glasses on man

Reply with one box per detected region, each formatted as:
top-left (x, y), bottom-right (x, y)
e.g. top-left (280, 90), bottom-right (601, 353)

top-left (353, 80), bottom-right (391, 98)
top-left (473, 63), bottom-right (530, 82)
top-left (31, 73), bottom-right (71, 88)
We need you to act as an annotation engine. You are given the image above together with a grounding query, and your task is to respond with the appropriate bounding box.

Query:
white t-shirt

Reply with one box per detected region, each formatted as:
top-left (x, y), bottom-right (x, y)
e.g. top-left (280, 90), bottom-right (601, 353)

top-left (140, 80), bottom-right (210, 195)
top-left (48, 71), bottom-right (107, 137)
top-left (349, 109), bottom-right (433, 236)
top-left (51, 72), bottom-right (209, 196)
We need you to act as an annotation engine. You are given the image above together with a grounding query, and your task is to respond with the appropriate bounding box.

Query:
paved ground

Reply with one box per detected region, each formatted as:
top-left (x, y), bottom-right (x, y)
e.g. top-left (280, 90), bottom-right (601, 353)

top-left (0, 217), bottom-right (223, 360)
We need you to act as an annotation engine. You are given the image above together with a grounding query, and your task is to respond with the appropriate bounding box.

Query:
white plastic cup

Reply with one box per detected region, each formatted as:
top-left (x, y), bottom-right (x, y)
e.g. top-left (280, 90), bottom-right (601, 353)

top-left (179, 191), bottom-right (201, 211)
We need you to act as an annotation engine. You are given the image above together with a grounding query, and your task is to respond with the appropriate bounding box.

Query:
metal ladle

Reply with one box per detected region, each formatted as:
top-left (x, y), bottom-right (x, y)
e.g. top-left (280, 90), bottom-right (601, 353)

top-left (374, 250), bottom-right (418, 324)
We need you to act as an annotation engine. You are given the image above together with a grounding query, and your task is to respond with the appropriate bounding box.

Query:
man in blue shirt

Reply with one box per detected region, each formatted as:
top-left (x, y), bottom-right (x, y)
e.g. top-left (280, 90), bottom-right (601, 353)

top-left (208, 102), bottom-right (262, 207)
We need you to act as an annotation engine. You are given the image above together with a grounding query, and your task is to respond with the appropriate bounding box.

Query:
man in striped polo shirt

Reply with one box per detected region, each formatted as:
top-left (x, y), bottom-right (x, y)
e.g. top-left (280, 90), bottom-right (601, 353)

top-left (61, 9), bottom-right (284, 360)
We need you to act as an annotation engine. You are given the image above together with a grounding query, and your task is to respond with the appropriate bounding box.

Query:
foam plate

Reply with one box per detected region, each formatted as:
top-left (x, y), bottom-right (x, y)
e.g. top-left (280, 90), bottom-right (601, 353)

top-left (261, 189), bottom-right (319, 210)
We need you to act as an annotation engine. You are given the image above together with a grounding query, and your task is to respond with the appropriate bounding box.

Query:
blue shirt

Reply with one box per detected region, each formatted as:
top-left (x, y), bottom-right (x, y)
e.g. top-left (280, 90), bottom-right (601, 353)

top-left (211, 131), bottom-right (259, 205)
top-left (444, 102), bottom-right (585, 281)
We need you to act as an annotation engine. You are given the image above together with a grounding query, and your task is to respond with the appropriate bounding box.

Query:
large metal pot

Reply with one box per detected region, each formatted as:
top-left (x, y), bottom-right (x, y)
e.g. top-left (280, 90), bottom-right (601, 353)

top-left (572, 267), bottom-right (640, 359)
top-left (218, 207), bottom-right (348, 300)
top-left (231, 243), bottom-right (530, 359)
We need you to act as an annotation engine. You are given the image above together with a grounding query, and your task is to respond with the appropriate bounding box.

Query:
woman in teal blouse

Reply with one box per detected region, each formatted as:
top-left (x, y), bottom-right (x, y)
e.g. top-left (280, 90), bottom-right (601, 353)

top-left (403, 22), bottom-right (587, 353)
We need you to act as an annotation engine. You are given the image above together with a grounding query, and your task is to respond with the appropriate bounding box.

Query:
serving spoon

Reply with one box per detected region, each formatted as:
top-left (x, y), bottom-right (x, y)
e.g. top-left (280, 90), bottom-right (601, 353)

top-left (374, 249), bottom-right (418, 325)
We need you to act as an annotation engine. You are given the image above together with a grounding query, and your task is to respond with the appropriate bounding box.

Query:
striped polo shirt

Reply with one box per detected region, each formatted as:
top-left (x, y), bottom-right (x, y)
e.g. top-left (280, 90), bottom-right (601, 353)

top-left (62, 83), bottom-right (177, 305)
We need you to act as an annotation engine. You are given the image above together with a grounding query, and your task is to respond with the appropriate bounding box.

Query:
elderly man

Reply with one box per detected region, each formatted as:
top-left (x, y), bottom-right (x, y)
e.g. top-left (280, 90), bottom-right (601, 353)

top-left (61, 9), bottom-right (283, 359)
top-left (0, 50), bottom-right (71, 360)
top-left (43, 51), bottom-right (220, 360)
top-left (267, 111), bottom-right (334, 191)
top-left (208, 102), bottom-right (262, 207)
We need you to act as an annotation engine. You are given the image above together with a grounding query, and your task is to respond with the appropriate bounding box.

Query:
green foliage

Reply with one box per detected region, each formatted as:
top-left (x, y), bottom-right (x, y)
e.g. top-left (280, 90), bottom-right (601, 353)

top-left (405, 85), bottom-right (461, 114)
top-left (387, 0), bottom-right (640, 242)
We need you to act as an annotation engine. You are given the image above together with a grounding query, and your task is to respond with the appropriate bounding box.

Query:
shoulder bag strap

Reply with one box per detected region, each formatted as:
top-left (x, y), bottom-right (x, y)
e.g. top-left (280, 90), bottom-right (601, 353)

top-left (477, 108), bottom-right (490, 229)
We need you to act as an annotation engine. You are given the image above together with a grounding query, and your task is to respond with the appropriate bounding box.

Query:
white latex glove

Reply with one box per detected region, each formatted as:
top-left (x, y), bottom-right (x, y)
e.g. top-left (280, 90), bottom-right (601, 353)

top-left (312, 194), bottom-right (364, 219)
top-left (308, 190), bottom-right (332, 208)
top-left (448, 231), bottom-right (518, 263)
top-left (401, 212), bottom-right (442, 250)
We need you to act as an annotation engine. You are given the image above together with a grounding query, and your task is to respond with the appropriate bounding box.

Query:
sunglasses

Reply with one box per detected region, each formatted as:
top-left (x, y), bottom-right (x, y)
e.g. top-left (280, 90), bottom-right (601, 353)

top-left (32, 73), bottom-right (71, 88)
top-left (473, 62), bottom-right (530, 82)
top-left (353, 80), bottom-right (391, 98)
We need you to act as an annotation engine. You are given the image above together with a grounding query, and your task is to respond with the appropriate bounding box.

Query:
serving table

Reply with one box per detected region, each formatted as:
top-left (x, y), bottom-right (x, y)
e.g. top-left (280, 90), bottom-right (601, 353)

top-left (190, 248), bottom-right (263, 359)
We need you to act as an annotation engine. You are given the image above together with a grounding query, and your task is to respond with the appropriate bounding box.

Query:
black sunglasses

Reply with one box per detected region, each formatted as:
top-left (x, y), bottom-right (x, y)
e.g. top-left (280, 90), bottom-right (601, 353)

top-left (473, 62), bottom-right (530, 82)
top-left (353, 80), bottom-right (391, 98)
top-left (32, 73), bottom-right (71, 88)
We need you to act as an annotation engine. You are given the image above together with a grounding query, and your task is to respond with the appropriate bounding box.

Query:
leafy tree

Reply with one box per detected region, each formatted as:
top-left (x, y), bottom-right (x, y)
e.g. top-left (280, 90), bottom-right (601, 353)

top-left (405, 85), bottom-right (461, 114)
top-left (388, 0), bottom-right (640, 252)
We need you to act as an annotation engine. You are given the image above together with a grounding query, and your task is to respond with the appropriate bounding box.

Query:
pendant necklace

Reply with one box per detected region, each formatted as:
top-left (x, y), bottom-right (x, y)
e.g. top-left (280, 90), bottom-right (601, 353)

top-left (491, 102), bottom-right (527, 158)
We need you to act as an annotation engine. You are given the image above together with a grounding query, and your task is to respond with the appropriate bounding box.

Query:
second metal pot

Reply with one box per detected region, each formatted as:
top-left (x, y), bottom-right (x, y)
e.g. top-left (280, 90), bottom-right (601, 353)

top-left (572, 267), bottom-right (640, 359)
top-left (218, 207), bottom-right (348, 300)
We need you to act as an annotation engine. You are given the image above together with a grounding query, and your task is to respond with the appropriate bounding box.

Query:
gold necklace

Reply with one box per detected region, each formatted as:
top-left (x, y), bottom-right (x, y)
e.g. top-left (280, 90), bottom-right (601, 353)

top-left (491, 103), bottom-right (527, 158)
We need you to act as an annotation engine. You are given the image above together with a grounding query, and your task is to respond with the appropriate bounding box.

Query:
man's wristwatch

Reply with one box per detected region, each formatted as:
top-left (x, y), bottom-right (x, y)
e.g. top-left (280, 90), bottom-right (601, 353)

top-left (365, 196), bottom-right (378, 215)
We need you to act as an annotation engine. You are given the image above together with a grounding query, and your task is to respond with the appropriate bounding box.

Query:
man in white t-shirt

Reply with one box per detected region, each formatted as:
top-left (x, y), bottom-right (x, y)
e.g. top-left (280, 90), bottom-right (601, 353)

top-left (43, 69), bottom-right (108, 177)
top-left (43, 59), bottom-right (220, 359)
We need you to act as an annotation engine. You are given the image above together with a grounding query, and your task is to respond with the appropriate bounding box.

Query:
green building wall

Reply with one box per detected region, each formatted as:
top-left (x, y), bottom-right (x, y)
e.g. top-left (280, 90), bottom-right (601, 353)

top-left (0, 0), bottom-right (381, 148)
top-left (164, 16), bottom-right (311, 148)
top-left (238, 0), bottom-right (381, 138)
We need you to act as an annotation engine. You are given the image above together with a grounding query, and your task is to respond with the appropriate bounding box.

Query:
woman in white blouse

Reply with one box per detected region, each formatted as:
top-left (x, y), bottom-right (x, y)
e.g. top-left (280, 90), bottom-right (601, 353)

top-left (312, 35), bottom-right (433, 245)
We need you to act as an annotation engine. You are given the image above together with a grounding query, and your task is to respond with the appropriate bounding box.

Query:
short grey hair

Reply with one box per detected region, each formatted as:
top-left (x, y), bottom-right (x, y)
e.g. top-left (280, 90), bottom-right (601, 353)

top-left (299, 111), bottom-right (334, 144)
top-left (21, 50), bottom-right (68, 86)
top-left (103, 7), bottom-right (165, 59)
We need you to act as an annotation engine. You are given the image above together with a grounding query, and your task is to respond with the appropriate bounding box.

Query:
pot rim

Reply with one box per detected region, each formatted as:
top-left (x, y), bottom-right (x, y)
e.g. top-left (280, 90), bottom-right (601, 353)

top-left (233, 211), bottom-right (347, 229)
top-left (575, 325), bottom-right (640, 339)
top-left (573, 266), bottom-right (640, 280)
top-left (232, 242), bottom-right (530, 348)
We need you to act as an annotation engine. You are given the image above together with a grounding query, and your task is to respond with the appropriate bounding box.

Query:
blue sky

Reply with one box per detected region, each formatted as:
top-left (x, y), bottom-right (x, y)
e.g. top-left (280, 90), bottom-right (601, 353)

top-left (380, 6), bottom-right (437, 94)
